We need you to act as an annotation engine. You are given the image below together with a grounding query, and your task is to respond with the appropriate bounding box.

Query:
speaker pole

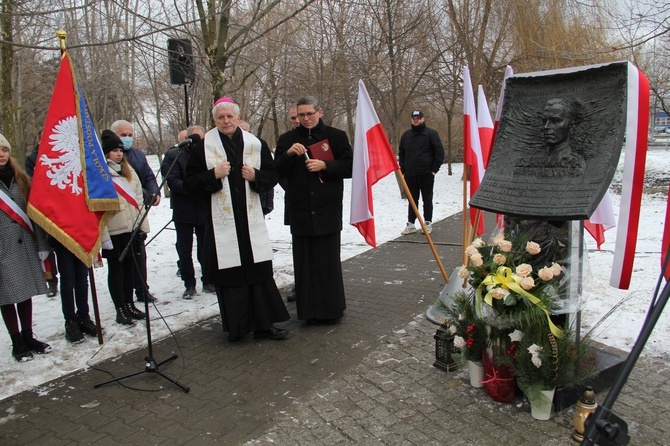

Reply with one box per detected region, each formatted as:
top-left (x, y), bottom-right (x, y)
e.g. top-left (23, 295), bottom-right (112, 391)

top-left (184, 84), bottom-right (190, 128)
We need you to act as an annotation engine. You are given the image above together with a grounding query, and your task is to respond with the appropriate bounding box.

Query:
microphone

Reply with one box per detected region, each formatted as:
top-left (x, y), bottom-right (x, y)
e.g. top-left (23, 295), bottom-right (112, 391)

top-left (172, 133), bottom-right (201, 149)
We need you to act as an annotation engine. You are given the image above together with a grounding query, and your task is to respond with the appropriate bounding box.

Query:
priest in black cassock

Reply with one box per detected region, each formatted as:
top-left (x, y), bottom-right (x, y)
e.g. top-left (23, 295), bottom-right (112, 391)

top-left (184, 97), bottom-right (289, 342)
top-left (275, 96), bottom-right (353, 325)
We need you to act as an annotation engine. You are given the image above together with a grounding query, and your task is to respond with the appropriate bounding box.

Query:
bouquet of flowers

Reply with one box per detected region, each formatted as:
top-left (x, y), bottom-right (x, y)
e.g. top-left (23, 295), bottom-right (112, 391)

top-left (502, 323), bottom-right (596, 403)
top-left (459, 228), bottom-right (566, 337)
top-left (441, 292), bottom-right (487, 366)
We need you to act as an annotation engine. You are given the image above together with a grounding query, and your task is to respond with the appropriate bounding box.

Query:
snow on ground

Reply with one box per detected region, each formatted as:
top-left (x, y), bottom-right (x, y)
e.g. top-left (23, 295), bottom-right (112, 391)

top-left (0, 148), bottom-right (668, 401)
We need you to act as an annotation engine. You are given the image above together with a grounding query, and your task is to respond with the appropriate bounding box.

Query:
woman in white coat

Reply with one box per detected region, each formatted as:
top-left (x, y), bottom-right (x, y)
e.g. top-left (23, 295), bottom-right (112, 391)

top-left (100, 130), bottom-right (150, 325)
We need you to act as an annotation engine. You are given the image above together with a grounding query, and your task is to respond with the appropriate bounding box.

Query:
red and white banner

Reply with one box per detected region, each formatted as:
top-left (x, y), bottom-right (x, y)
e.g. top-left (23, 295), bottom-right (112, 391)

top-left (477, 85), bottom-right (494, 169)
top-left (463, 67), bottom-right (485, 236)
top-left (27, 51), bottom-right (119, 267)
top-left (662, 184), bottom-right (670, 281)
top-left (584, 191), bottom-right (616, 250)
top-left (350, 80), bottom-right (399, 248)
top-left (0, 188), bottom-right (35, 237)
top-left (112, 177), bottom-right (141, 211)
top-left (609, 64), bottom-right (649, 289)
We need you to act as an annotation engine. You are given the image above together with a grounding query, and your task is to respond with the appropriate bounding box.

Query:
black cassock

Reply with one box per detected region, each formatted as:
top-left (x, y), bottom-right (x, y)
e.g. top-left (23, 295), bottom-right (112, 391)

top-left (184, 128), bottom-right (288, 337)
top-left (274, 120), bottom-right (353, 321)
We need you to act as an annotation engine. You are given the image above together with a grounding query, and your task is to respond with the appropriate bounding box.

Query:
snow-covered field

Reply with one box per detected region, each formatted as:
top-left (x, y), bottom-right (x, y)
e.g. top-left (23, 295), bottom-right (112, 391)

top-left (0, 148), bottom-right (668, 402)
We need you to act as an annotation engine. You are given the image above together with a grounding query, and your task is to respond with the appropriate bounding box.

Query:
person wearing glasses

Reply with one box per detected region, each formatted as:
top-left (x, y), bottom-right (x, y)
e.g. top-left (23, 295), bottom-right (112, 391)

top-left (398, 109), bottom-right (444, 236)
top-left (274, 96), bottom-right (353, 325)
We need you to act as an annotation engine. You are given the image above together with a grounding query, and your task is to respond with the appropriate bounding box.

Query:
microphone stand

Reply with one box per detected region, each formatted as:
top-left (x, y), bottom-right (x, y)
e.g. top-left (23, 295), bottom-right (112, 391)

top-left (94, 143), bottom-right (191, 393)
top-left (581, 248), bottom-right (670, 445)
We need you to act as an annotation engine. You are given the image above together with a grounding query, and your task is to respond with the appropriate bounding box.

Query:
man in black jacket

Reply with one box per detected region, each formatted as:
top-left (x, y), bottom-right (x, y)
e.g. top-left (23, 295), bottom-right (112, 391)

top-left (161, 126), bottom-right (214, 299)
top-left (398, 110), bottom-right (444, 235)
top-left (275, 96), bottom-right (353, 325)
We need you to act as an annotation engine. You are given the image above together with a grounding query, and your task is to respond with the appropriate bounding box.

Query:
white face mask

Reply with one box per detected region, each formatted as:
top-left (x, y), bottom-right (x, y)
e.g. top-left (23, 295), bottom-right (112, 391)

top-left (120, 136), bottom-right (133, 150)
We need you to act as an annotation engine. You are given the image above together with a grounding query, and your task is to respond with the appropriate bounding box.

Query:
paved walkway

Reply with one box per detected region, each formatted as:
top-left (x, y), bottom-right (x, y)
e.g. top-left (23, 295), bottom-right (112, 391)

top-left (0, 214), bottom-right (668, 445)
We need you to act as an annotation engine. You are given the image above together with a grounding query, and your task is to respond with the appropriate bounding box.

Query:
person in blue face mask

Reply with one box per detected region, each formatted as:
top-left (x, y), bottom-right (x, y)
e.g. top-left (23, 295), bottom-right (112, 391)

top-left (111, 120), bottom-right (161, 303)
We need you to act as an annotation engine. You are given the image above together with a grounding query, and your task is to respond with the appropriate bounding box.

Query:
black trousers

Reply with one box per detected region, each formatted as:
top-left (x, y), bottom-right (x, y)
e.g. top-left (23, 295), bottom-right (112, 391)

top-left (175, 222), bottom-right (207, 289)
top-left (106, 233), bottom-right (136, 308)
top-left (405, 172), bottom-right (435, 223)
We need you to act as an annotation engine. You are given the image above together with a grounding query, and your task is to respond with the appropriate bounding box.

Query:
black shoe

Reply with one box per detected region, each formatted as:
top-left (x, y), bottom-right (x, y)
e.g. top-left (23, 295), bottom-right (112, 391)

top-left (319, 318), bottom-right (341, 325)
top-left (183, 287), bottom-right (197, 299)
top-left (11, 333), bottom-right (33, 362)
top-left (77, 317), bottom-right (98, 337)
top-left (21, 330), bottom-right (52, 354)
top-left (203, 284), bottom-right (217, 294)
top-left (286, 288), bottom-right (296, 302)
top-left (254, 326), bottom-right (289, 340)
top-left (125, 303), bottom-right (146, 320)
top-left (137, 292), bottom-right (157, 303)
top-left (65, 320), bottom-right (85, 344)
top-left (227, 334), bottom-right (242, 342)
top-left (46, 283), bottom-right (58, 298)
top-left (115, 307), bottom-right (134, 325)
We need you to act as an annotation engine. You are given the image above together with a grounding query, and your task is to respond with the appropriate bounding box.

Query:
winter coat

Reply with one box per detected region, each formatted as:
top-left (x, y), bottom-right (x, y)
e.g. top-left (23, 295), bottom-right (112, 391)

top-left (124, 147), bottom-right (160, 197)
top-left (0, 176), bottom-right (49, 305)
top-left (398, 122), bottom-right (445, 176)
top-left (275, 120), bottom-right (353, 236)
top-left (161, 146), bottom-right (207, 225)
top-left (101, 166), bottom-right (150, 242)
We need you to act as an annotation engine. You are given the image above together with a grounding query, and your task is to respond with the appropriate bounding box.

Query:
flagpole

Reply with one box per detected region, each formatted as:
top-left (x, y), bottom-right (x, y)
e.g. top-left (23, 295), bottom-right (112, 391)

top-left (461, 165), bottom-right (469, 266)
top-left (57, 30), bottom-right (104, 344)
top-left (396, 170), bottom-right (449, 283)
top-left (88, 267), bottom-right (104, 345)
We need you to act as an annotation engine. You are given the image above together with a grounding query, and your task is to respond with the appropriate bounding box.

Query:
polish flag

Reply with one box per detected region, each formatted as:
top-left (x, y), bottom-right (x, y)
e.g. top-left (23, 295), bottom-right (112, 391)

top-left (477, 85), bottom-right (494, 169)
top-left (463, 67), bottom-right (485, 236)
top-left (350, 80), bottom-right (399, 248)
top-left (662, 184), bottom-right (670, 281)
top-left (584, 191), bottom-right (616, 250)
top-left (610, 64), bottom-right (649, 289)
top-left (490, 65), bottom-right (514, 165)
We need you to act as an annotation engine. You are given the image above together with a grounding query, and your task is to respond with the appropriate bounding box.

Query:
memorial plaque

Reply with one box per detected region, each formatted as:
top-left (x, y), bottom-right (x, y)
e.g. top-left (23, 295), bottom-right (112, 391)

top-left (470, 62), bottom-right (628, 220)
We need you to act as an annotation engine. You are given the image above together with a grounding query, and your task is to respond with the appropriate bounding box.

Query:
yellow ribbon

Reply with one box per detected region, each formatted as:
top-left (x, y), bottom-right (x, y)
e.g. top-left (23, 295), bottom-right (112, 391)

top-left (476, 266), bottom-right (563, 338)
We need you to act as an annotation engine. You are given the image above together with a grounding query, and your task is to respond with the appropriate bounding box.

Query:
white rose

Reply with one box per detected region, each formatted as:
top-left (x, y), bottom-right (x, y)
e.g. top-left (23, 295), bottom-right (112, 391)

top-left (491, 287), bottom-right (509, 300)
top-left (458, 266), bottom-right (470, 279)
top-left (454, 336), bottom-right (466, 349)
top-left (449, 325), bottom-right (458, 335)
top-left (472, 238), bottom-right (485, 248)
top-left (527, 343), bottom-right (543, 355)
top-left (493, 254), bottom-right (507, 265)
top-left (519, 276), bottom-right (535, 290)
top-left (515, 263), bottom-right (533, 278)
top-left (499, 240), bottom-right (513, 253)
top-left (538, 266), bottom-right (554, 281)
top-left (550, 262), bottom-right (563, 277)
top-left (509, 329), bottom-right (523, 342)
top-left (492, 234), bottom-right (505, 246)
top-left (526, 241), bottom-right (541, 255)
top-left (465, 245), bottom-right (479, 257)
top-left (470, 253), bottom-right (484, 267)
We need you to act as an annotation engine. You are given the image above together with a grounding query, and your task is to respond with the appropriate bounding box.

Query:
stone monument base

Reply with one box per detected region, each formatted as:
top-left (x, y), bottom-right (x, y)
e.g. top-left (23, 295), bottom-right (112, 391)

top-left (553, 343), bottom-right (627, 412)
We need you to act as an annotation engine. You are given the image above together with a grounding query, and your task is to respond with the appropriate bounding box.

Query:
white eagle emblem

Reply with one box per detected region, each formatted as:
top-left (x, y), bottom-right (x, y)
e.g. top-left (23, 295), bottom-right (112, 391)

top-left (39, 116), bottom-right (83, 195)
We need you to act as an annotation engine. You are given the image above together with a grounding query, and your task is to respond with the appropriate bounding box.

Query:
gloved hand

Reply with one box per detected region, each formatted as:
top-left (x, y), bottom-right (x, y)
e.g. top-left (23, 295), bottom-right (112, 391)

top-left (102, 240), bottom-right (113, 250)
top-left (38, 251), bottom-right (49, 261)
top-left (138, 230), bottom-right (148, 241)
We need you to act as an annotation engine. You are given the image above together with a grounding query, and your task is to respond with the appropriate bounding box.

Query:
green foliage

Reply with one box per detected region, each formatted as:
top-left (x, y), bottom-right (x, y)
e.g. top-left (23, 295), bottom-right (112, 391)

top-left (443, 292), bottom-right (487, 363)
top-left (502, 323), bottom-right (597, 400)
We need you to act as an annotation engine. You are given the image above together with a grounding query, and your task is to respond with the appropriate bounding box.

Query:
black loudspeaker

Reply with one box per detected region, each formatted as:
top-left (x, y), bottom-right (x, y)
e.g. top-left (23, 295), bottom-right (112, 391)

top-left (168, 38), bottom-right (194, 85)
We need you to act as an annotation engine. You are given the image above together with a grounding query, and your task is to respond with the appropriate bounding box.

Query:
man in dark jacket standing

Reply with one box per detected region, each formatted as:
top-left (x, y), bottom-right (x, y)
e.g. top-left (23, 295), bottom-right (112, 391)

top-left (161, 125), bottom-right (214, 299)
top-left (275, 96), bottom-right (353, 325)
top-left (398, 109), bottom-right (444, 235)
top-left (111, 119), bottom-right (161, 302)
